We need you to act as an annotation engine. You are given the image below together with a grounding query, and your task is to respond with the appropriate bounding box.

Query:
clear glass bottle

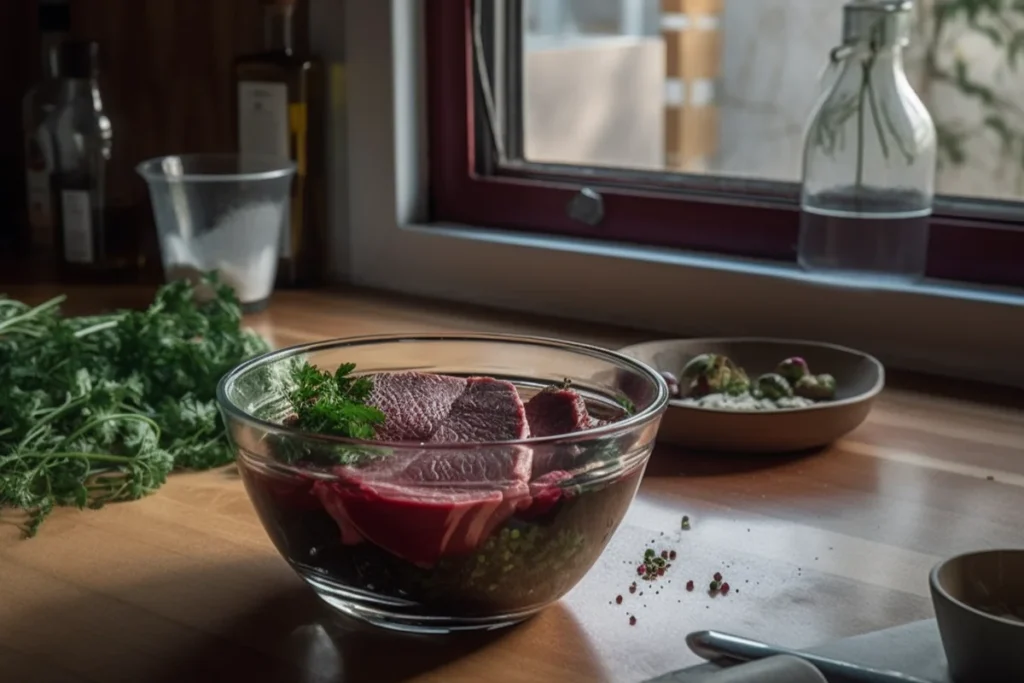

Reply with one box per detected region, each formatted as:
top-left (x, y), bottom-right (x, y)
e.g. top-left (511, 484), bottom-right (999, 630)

top-left (22, 0), bottom-right (70, 252)
top-left (798, 0), bottom-right (936, 285)
top-left (234, 0), bottom-right (326, 288)
top-left (50, 40), bottom-right (142, 281)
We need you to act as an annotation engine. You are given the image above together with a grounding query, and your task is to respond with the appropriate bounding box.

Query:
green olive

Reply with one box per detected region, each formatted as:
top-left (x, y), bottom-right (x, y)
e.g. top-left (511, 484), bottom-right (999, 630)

top-left (776, 357), bottom-right (810, 384)
top-left (794, 373), bottom-right (837, 400)
top-left (756, 373), bottom-right (793, 400)
top-left (680, 353), bottom-right (717, 381)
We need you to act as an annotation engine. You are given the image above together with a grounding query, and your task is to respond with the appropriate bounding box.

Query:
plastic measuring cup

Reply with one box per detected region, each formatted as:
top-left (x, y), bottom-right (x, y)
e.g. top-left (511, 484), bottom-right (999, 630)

top-left (137, 154), bottom-right (296, 311)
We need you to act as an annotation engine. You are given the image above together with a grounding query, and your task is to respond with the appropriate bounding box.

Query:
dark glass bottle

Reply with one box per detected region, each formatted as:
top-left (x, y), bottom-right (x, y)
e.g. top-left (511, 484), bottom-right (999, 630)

top-left (50, 41), bottom-right (143, 282)
top-left (21, 0), bottom-right (71, 253)
top-left (234, 0), bottom-right (326, 288)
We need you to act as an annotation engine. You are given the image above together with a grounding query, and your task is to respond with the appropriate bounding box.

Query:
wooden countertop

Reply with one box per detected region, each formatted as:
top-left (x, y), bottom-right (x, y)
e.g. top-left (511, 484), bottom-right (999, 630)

top-left (3, 287), bottom-right (1024, 683)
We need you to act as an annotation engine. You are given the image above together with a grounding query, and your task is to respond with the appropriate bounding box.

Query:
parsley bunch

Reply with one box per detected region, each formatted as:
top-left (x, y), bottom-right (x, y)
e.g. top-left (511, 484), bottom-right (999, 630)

top-left (287, 362), bottom-right (386, 440)
top-left (0, 275), bottom-right (268, 537)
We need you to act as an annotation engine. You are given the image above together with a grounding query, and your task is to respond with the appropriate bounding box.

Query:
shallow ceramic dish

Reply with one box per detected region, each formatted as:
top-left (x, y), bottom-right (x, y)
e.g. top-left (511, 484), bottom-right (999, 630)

top-left (619, 338), bottom-right (884, 453)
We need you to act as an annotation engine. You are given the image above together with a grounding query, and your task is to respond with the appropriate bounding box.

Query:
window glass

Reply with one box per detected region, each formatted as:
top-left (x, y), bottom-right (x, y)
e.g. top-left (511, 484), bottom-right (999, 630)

top-left (521, 0), bottom-right (1024, 202)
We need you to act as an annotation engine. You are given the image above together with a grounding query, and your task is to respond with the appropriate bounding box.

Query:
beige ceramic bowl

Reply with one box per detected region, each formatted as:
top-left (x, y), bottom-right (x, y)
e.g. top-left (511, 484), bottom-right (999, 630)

top-left (619, 338), bottom-right (884, 453)
top-left (931, 550), bottom-right (1024, 683)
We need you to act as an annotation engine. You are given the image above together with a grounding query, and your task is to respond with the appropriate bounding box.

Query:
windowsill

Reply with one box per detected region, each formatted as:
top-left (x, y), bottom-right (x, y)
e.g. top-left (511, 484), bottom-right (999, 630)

top-left (419, 221), bottom-right (1024, 310)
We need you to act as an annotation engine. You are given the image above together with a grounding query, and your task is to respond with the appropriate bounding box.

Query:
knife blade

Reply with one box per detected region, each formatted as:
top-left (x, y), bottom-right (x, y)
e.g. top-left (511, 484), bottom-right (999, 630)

top-left (685, 630), bottom-right (932, 683)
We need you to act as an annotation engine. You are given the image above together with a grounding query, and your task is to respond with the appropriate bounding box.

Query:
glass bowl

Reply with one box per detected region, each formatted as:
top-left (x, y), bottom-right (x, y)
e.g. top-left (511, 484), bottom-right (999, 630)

top-left (217, 334), bottom-right (669, 633)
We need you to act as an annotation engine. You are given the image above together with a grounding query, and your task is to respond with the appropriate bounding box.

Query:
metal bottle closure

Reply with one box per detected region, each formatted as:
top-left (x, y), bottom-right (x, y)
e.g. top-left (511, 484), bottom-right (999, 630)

top-left (818, 0), bottom-right (914, 92)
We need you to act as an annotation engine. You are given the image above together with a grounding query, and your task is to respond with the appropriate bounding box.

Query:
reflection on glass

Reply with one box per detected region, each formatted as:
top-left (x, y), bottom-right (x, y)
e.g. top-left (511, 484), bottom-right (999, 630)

top-left (520, 0), bottom-right (1024, 203)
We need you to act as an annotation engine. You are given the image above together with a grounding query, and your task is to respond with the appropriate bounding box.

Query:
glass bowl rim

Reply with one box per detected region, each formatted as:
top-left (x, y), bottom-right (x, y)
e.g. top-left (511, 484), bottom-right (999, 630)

top-left (216, 332), bottom-right (670, 450)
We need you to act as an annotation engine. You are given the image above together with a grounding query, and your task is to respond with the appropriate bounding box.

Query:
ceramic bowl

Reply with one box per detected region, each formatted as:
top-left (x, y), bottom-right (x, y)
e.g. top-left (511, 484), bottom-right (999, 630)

top-left (930, 549), bottom-right (1024, 683)
top-left (619, 338), bottom-right (884, 453)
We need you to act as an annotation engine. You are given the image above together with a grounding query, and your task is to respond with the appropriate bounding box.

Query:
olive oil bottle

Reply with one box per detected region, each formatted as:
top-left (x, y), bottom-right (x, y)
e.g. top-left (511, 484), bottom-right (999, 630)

top-left (234, 0), bottom-right (326, 288)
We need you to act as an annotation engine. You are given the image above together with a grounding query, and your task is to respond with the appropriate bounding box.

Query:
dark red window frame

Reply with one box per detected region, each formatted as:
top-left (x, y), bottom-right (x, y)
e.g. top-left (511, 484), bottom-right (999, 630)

top-left (425, 0), bottom-right (1024, 288)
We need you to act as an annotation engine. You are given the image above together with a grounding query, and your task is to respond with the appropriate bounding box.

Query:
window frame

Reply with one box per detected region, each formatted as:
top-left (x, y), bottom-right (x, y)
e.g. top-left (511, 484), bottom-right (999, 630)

top-left (335, 0), bottom-right (1024, 389)
top-left (427, 0), bottom-right (1024, 287)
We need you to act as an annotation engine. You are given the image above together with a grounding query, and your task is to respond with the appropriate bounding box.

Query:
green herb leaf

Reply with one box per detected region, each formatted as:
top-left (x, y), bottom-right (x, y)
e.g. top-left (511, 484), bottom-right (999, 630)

top-left (287, 362), bottom-right (386, 440)
top-left (0, 273), bottom-right (268, 537)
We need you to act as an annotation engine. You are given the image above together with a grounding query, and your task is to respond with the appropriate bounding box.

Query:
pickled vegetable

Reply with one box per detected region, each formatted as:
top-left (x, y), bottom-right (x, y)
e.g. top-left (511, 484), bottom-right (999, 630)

top-left (776, 357), bottom-right (810, 385)
top-left (680, 354), bottom-right (749, 398)
top-left (794, 373), bottom-right (837, 400)
top-left (755, 373), bottom-right (793, 400)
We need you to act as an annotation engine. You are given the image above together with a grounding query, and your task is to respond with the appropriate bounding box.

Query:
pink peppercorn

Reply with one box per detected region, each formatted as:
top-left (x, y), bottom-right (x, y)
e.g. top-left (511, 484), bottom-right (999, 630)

top-left (686, 580), bottom-right (694, 591)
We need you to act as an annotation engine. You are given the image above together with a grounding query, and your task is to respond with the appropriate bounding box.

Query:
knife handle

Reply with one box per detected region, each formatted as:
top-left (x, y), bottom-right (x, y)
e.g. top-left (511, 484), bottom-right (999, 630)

top-left (685, 631), bottom-right (930, 683)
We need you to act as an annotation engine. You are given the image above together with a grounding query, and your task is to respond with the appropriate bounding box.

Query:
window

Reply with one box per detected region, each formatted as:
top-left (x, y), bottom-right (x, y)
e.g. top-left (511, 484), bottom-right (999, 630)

top-left (426, 0), bottom-right (1024, 287)
top-left (339, 0), bottom-right (1024, 387)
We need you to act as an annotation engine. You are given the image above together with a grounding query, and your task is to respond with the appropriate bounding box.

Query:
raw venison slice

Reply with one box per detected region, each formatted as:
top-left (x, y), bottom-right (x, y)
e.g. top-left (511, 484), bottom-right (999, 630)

top-left (367, 372), bottom-right (529, 443)
top-left (526, 386), bottom-right (598, 477)
top-left (316, 446), bottom-right (534, 566)
top-left (521, 470), bottom-right (575, 520)
top-left (368, 372), bottom-right (466, 442)
top-left (525, 388), bottom-right (592, 437)
top-left (431, 377), bottom-right (530, 443)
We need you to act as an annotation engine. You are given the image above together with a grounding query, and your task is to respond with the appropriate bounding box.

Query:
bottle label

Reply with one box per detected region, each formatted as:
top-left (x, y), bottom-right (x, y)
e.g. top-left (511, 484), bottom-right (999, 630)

top-left (238, 80), bottom-right (291, 257)
top-left (61, 190), bottom-right (94, 264)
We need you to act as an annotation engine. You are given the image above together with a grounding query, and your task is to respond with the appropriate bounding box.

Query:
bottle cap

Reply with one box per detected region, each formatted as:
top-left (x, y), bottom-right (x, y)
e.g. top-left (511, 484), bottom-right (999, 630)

top-left (38, 0), bottom-right (71, 33)
top-left (59, 40), bottom-right (100, 79)
top-left (842, 0), bottom-right (914, 47)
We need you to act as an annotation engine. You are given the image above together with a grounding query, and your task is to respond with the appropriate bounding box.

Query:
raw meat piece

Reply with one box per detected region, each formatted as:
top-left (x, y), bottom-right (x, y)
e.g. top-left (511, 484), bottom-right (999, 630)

top-left (367, 372), bottom-right (529, 443)
top-left (368, 372), bottom-right (466, 442)
top-left (525, 388), bottom-right (592, 437)
top-left (522, 470), bottom-right (575, 519)
top-left (432, 376), bottom-right (530, 443)
top-left (526, 386), bottom-right (597, 476)
top-left (315, 446), bottom-right (534, 566)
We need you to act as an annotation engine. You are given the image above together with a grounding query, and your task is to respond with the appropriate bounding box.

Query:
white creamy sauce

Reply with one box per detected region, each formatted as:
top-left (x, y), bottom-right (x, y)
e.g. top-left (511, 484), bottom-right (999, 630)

top-left (676, 392), bottom-right (816, 411)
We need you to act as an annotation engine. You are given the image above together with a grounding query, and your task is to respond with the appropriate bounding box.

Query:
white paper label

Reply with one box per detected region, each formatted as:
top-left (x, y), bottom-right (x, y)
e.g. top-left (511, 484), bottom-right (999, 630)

top-left (26, 169), bottom-right (53, 229)
top-left (238, 81), bottom-right (292, 257)
top-left (238, 81), bottom-right (290, 157)
top-left (61, 190), bottom-right (94, 264)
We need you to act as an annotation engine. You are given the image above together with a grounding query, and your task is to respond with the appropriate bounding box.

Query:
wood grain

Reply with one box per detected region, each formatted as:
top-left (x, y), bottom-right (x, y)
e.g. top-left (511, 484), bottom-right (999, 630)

top-left (2, 286), bottom-right (1024, 683)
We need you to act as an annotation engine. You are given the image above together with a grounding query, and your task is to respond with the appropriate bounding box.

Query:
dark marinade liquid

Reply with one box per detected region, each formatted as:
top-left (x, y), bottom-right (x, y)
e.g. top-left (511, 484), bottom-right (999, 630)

top-left (241, 462), bottom-right (643, 617)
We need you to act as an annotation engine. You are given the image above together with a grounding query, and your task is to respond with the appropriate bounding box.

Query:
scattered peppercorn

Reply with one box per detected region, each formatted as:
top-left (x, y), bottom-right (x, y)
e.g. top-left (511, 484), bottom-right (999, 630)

top-left (669, 550), bottom-right (677, 560)
top-left (637, 565), bottom-right (645, 575)
top-left (681, 515), bottom-right (691, 530)
top-left (713, 572), bottom-right (722, 582)
top-left (661, 550), bottom-right (669, 559)
top-left (629, 582), bottom-right (637, 594)
top-left (616, 595), bottom-right (623, 604)
top-left (686, 580), bottom-right (694, 591)
top-left (657, 567), bottom-right (665, 576)
top-left (629, 616), bottom-right (637, 626)
top-left (710, 580), bottom-right (721, 592)
top-left (721, 582), bottom-right (730, 594)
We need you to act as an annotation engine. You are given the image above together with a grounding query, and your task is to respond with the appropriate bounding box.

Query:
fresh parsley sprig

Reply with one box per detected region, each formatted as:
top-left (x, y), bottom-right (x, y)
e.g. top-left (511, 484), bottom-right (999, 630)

top-left (287, 362), bottom-right (386, 440)
top-left (0, 274), bottom-right (269, 537)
